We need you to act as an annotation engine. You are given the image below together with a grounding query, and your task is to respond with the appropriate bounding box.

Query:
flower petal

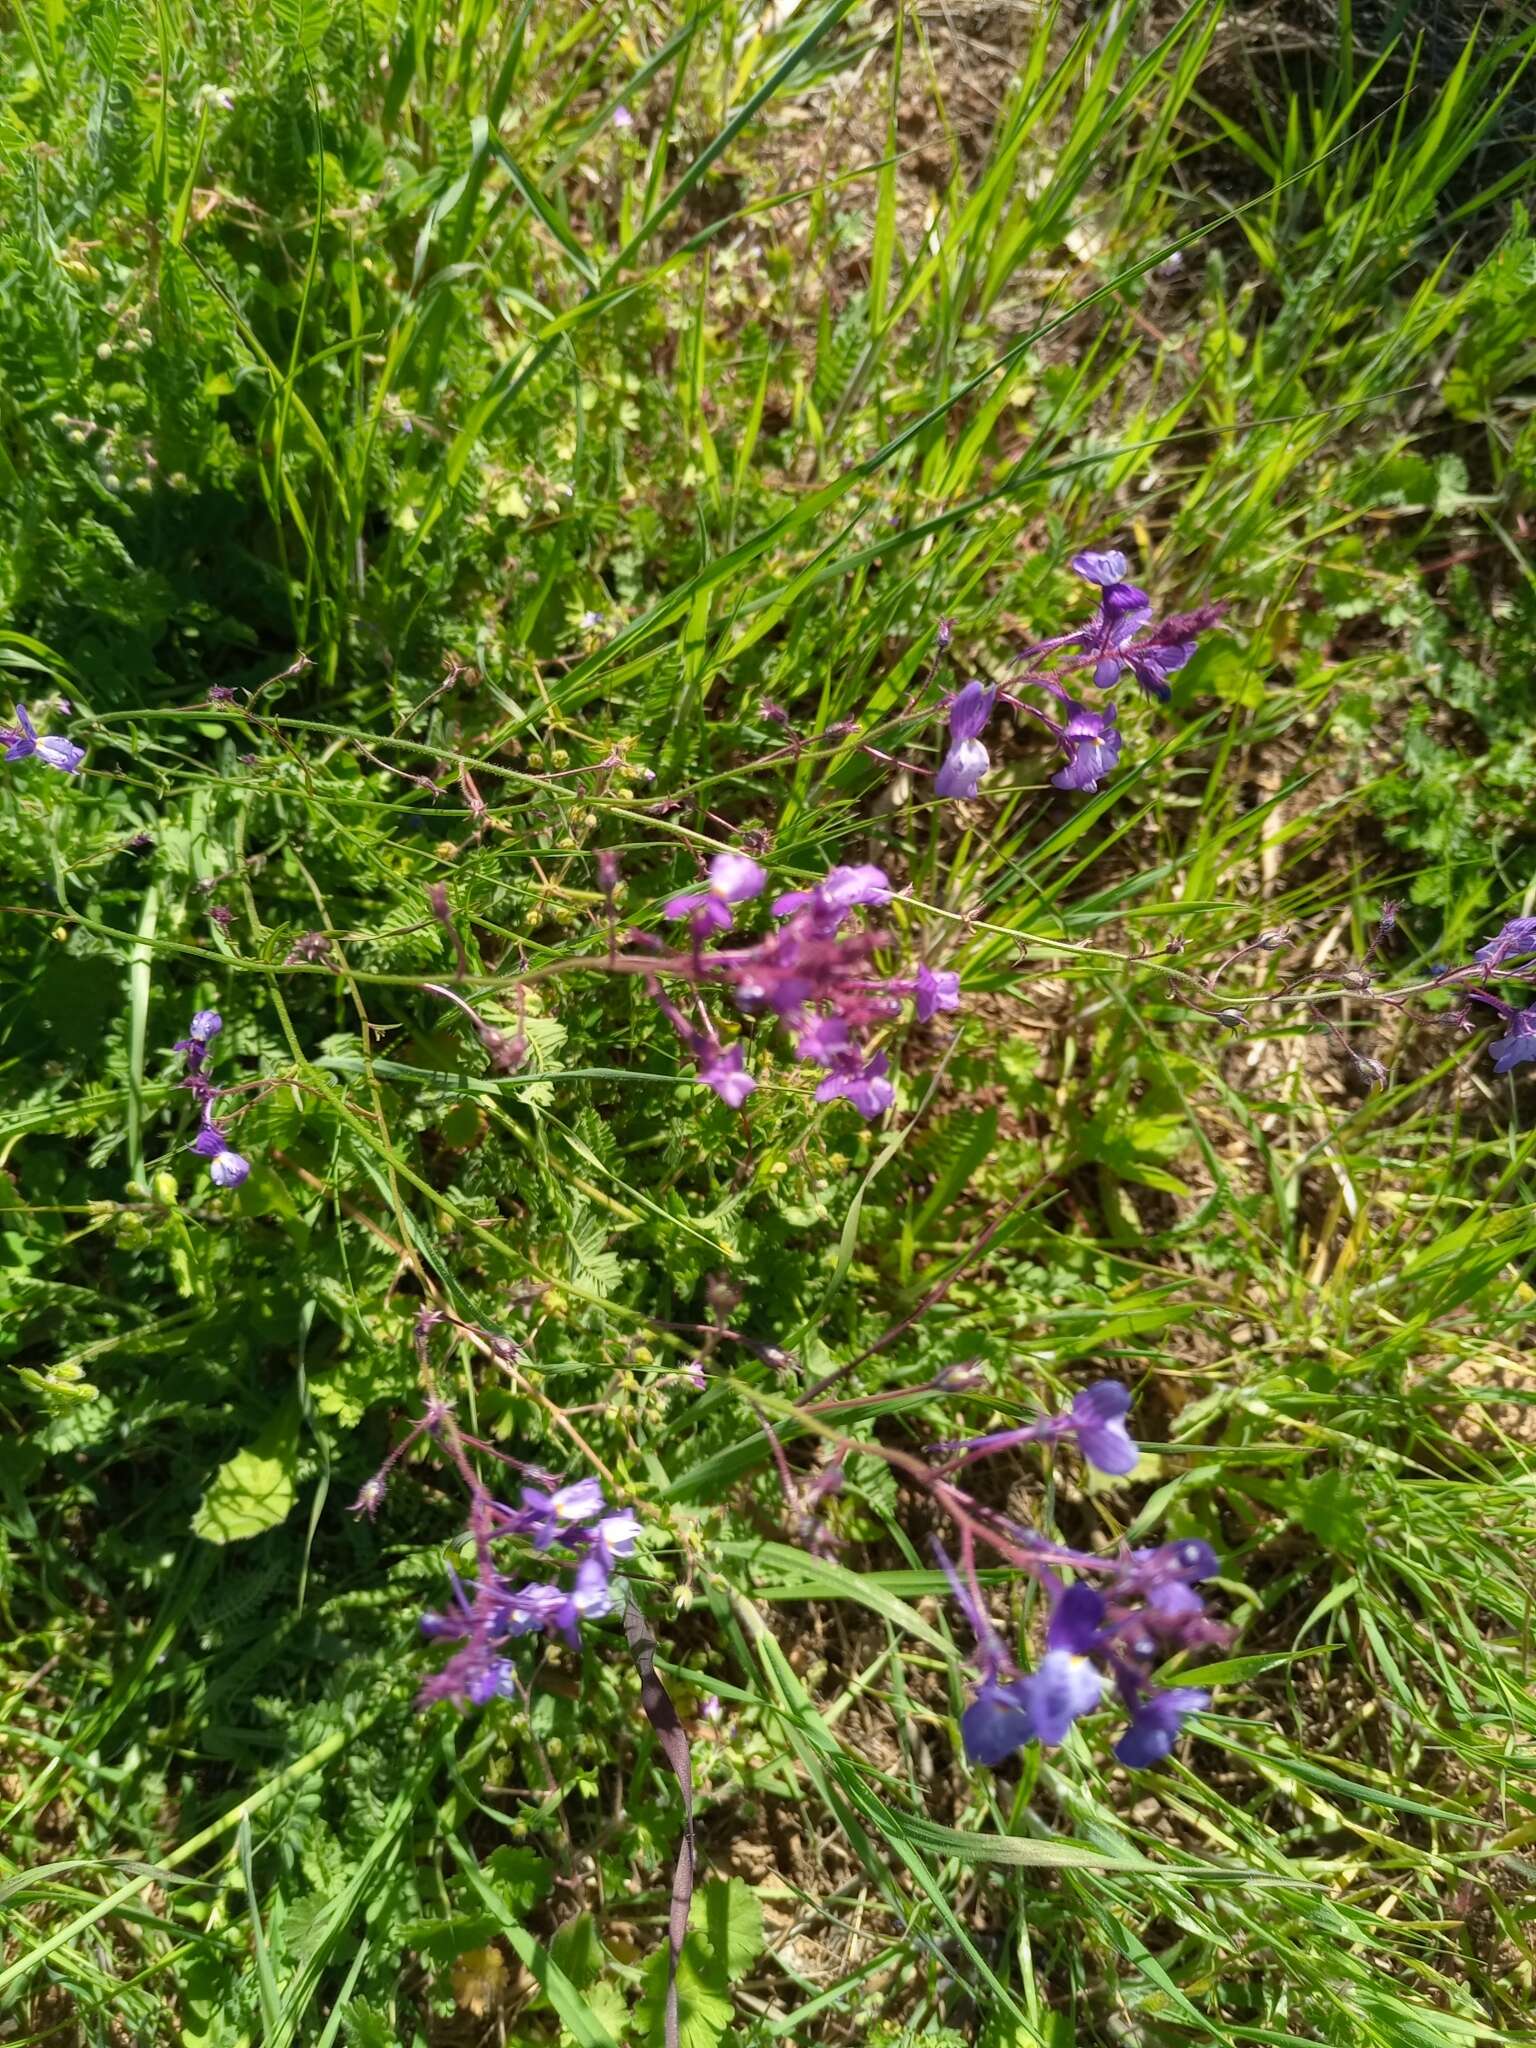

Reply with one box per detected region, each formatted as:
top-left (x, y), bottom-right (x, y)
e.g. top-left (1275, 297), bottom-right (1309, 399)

top-left (1070, 549), bottom-right (1129, 587)
top-left (934, 737), bottom-right (989, 800)
top-left (1025, 1649), bottom-right (1104, 1745)
top-left (961, 1679), bottom-right (1036, 1766)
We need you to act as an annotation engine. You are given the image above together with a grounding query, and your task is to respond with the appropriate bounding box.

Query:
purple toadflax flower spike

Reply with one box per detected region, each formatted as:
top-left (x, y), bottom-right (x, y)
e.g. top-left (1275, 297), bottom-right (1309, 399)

top-left (646, 982), bottom-right (758, 1108)
top-left (955, 1552), bottom-right (1220, 1769)
top-left (928, 1385), bottom-right (1221, 1771)
top-left (3, 703), bottom-right (86, 774)
top-left (642, 853), bottom-right (950, 1122)
top-left (934, 682), bottom-right (996, 800)
top-left (415, 1458), bottom-right (641, 1709)
top-left (665, 851), bottom-right (767, 936)
top-left (935, 550), bottom-right (1222, 803)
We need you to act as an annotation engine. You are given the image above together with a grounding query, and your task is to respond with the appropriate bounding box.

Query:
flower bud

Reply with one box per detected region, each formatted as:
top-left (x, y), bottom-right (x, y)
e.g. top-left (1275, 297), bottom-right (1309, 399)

top-left (936, 1360), bottom-right (988, 1393)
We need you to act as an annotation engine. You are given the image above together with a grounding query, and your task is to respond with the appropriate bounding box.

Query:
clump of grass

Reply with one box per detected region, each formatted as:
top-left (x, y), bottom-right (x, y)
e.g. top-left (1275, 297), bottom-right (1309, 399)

top-left (2, 4), bottom-right (1535, 2044)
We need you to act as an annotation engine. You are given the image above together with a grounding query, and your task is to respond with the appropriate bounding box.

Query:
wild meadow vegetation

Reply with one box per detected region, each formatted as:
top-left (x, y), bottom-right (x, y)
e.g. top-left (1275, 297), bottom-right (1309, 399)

top-left (4, 1), bottom-right (1536, 2042)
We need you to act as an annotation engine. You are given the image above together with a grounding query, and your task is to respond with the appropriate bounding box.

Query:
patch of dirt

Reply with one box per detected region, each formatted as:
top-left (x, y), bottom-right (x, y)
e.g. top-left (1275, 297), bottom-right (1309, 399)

top-left (1447, 1354), bottom-right (1536, 1450)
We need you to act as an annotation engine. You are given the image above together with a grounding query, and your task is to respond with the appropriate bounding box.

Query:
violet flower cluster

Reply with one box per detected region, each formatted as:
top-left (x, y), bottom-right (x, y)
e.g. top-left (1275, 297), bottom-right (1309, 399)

top-left (951, 1542), bottom-right (1219, 1770)
top-left (648, 854), bottom-right (958, 1117)
top-left (2, 702), bottom-right (86, 775)
top-left (415, 1473), bottom-right (638, 1709)
top-left (928, 1384), bottom-right (1225, 1768)
top-left (772, 1378), bottom-right (1225, 1771)
top-left (347, 1332), bottom-right (641, 1711)
top-left (173, 1009), bottom-right (251, 1190)
top-left (932, 549), bottom-right (1223, 799)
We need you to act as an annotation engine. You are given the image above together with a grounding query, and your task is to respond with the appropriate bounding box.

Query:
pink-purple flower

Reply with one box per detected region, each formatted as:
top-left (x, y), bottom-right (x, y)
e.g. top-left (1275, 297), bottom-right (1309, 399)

top-left (771, 863), bottom-right (892, 930)
top-left (174, 1009), bottom-right (224, 1073)
top-left (932, 1379), bottom-right (1140, 1478)
top-left (506, 1477), bottom-right (608, 1547)
top-left (815, 1049), bottom-right (894, 1119)
top-left (643, 856), bottom-right (957, 1120)
top-left (1476, 918), bottom-right (1536, 972)
top-left (1124, 638), bottom-right (1196, 703)
top-left (582, 1507), bottom-right (642, 1572)
top-left (665, 852), bottom-right (767, 935)
top-left (1066, 1380), bottom-right (1139, 1475)
top-left (912, 965), bottom-right (961, 1021)
top-left (960, 1677), bottom-right (1038, 1766)
top-left (699, 1042), bottom-right (756, 1107)
top-left (1024, 1583), bottom-right (1110, 1743)
top-left (1070, 548), bottom-right (1132, 587)
top-left (1072, 551), bottom-right (1153, 686)
top-left (794, 1014), bottom-right (852, 1065)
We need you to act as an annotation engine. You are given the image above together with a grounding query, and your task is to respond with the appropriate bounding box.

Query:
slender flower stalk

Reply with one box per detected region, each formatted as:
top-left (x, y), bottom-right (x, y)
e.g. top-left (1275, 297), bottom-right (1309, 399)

top-left (664, 851), bottom-right (767, 937)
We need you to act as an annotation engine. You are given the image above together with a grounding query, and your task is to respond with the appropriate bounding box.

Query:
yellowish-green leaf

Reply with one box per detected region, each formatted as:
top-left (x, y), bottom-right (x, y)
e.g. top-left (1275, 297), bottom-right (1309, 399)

top-left (193, 1414), bottom-right (299, 1544)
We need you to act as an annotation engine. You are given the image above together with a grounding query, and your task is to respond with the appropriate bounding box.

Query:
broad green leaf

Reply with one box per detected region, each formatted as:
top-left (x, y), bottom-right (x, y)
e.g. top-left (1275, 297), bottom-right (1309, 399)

top-left (691, 1879), bottom-right (763, 1982)
top-left (550, 1913), bottom-right (605, 1992)
top-left (192, 1414), bottom-right (299, 1544)
top-left (637, 1944), bottom-right (732, 2048)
